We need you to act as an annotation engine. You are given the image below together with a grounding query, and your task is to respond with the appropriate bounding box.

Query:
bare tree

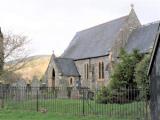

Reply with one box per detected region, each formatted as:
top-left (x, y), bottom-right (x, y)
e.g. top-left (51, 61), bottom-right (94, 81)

top-left (2, 71), bottom-right (23, 84)
top-left (0, 31), bottom-right (30, 82)
top-left (4, 32), bottom-right (30, 71)
top-left (0, 29), bottom-right (3, 75)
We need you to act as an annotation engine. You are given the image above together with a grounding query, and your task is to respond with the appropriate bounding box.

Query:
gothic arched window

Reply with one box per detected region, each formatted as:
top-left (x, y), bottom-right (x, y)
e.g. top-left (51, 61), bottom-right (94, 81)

top-left (84, 63), bottom-right (89, 80)
top-left (99, 62), bottom-right (104, 79)
top-left (70, 78), bottom-right (73, 85)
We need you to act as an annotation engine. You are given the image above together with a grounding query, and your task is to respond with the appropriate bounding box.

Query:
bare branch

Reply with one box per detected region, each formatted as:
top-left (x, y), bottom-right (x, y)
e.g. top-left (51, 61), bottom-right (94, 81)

top-left (3, 32), bottom-right (30, 72)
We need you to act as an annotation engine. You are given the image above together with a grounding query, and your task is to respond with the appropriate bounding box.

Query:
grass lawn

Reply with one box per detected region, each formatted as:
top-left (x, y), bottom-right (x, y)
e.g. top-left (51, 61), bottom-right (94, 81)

top-left (0, 109), bottom-right (126, 120)
top-left (2, 99), bottom-right (147, 120)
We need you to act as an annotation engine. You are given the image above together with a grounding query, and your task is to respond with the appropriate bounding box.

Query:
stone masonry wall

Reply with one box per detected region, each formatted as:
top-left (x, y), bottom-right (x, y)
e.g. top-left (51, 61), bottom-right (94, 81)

top-left (44, 55), bottom-right (80, 88)
top-left (44, 56), bottom-right (60, 87)
top-left (75, 56), bottom-right (109, 90)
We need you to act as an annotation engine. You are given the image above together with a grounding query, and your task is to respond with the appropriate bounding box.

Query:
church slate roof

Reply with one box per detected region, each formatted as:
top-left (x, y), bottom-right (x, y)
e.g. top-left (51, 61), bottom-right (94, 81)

top-left (61, 16), bottom-right (128, 60)
top-left (54, 58), bottom-right (80, 77)
top-left (125, 22), bottom-right (160, 53)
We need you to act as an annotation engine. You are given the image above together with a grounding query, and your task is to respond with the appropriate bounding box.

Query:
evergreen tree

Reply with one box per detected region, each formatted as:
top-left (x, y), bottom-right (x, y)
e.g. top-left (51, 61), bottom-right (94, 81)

top-left (110, 49), bottom-right (143, 90)
top-left (134, 54), bottom-right (150, 99)
top-left (97, 49), bottom-right (150, 104)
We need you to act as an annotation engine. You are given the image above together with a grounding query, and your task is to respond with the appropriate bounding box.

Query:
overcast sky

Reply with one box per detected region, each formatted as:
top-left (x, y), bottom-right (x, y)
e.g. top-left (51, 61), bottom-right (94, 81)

top-left (0, 0), bottom-right (160, 56)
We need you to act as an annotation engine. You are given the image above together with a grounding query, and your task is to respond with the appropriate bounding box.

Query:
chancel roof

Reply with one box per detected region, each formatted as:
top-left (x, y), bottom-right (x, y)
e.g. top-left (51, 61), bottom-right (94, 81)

top-left (125, 22), bottom-right (160, 53)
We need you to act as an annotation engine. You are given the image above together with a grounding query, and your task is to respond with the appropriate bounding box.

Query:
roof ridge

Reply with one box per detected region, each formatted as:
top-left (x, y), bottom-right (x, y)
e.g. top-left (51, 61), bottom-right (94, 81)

top-left (141, 21), bottom-right (160, 28)
top-left (130, 21), bottom-right (160, 32)
top-left (77, 15), bottom-right (128, 33)
top-left (56, 57), bottom-right (74, 60)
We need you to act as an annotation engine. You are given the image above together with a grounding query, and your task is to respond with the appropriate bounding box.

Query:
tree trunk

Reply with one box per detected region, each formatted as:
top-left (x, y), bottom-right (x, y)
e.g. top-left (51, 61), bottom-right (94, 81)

top-left (0, 29), bottom-right (4, 75)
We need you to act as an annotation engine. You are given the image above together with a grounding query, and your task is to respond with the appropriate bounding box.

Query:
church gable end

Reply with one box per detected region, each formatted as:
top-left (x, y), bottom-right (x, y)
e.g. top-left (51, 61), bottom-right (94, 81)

top-left (111, 8), bottom-right (141, 58)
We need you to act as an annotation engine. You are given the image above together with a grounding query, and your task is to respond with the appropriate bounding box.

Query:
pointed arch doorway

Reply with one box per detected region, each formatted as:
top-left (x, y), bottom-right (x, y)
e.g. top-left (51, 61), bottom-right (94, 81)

top-left (52, 69), bottom-right (55, 87)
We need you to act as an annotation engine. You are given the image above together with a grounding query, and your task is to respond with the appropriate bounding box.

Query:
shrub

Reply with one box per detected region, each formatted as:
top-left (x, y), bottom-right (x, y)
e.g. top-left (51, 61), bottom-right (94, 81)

top-left (96, 87), bottom-right (111, 104)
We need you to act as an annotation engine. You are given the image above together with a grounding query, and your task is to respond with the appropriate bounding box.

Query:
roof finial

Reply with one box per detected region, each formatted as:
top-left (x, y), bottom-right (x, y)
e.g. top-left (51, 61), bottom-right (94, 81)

top-left (52, 50), bottom-right (56, 58)
top-left (130, 4), bottom-right (134, 9)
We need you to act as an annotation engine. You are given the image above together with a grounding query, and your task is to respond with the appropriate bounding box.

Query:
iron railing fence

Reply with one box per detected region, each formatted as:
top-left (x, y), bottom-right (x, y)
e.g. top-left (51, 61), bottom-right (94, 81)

top-left (0, 86), bottom-right (150, 120)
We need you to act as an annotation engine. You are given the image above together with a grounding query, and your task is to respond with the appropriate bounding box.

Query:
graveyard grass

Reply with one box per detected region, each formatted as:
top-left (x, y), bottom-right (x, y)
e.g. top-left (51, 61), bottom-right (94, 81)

top-left (0, 109), bottom-right (129, 120)
top-left (1, 99), bottom-right (146, 120)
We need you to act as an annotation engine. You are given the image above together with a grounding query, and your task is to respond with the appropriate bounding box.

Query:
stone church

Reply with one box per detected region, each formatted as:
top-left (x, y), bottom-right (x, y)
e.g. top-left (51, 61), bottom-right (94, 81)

top-left (44, 8), bottom-right (160, 90)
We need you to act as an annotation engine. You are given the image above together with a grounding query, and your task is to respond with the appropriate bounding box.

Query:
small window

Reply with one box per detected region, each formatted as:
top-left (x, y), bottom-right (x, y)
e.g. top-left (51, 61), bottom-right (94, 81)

top-left (99, 62), bottom-right (101, 79)
top-left (70, 78), bottom-right (73, 85)
top-left (84, 63), bottom-right (89, 80)
top-left (84, 64), bottom-right (86, 79)
top-left (102, 62), bottom-right (104, 79)
top-left (98, 62), bottom-right (104, 79)
top-left (87, 64), bottom-right (89, 79)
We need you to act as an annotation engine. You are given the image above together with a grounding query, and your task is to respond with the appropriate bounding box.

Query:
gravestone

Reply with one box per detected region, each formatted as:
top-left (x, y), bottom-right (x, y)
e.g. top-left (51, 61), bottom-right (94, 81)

top-left (56, 87), bottom-right (68, 99)
top-left (70, 87), bottom-right (80, 99)
top-left (11, 80), bottom-right (27, 101)
top-left (31, 79), bottom-right (40, 95)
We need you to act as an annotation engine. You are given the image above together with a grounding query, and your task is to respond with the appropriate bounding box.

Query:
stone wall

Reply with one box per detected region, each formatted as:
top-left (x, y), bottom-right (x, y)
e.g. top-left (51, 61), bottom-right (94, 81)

top-left (55, 76), bottom-right (80, 98)
top-left (75, 56), bottom-right (109, 90)
top-left (57, 76), bottom-right (79, 87)
top-left (44, 54), bottom-right (80, 88)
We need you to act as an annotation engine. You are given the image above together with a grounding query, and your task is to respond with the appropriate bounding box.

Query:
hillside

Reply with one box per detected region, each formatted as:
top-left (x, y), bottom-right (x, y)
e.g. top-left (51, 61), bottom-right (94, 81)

top-left (14, 55), bottom-right (51, 83)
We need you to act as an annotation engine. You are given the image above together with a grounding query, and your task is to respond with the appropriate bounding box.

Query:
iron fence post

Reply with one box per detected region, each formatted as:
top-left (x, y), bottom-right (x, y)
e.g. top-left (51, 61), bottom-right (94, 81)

top-left (83, 88), bottom-right (85, 116)
top-left (145, 89), bottom-right (149, 120)
top-left (1, 86), bottom-right (4, 108)
top-left (36, 90), bottom-right (39, 112)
